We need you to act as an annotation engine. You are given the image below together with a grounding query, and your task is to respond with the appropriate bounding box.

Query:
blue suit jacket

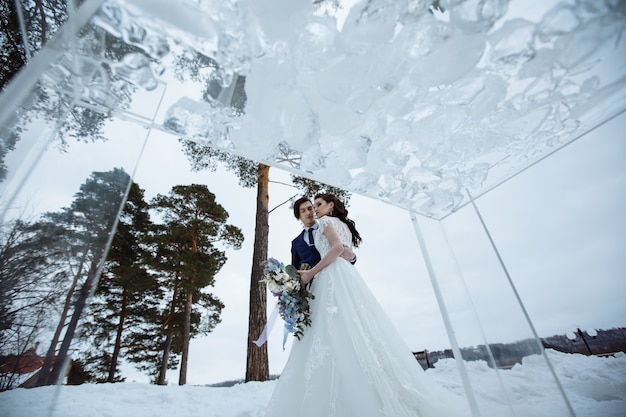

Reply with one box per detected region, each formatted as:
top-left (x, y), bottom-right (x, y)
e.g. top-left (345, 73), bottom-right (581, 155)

top-left (291, 230), bottom-right (321, 269)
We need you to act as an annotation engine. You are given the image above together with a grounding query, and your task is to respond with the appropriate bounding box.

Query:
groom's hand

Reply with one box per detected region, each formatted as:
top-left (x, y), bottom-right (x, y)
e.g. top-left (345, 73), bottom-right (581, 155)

top-left (340, 245), bottom-right (355, 261)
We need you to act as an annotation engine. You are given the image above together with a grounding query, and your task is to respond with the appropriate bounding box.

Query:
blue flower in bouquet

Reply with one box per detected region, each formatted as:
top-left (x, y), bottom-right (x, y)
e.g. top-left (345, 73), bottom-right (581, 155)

top-left (261, 258), bottom-right (315, 343)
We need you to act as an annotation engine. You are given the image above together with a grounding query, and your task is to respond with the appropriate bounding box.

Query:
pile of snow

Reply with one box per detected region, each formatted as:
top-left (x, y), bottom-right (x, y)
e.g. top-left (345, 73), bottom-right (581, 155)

top-left (1, 350), bottom-right (624, 417)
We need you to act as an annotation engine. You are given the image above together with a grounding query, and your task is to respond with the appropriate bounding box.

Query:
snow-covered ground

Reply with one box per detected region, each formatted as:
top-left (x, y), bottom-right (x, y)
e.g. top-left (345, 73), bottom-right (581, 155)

top-left (2, 350), bottom-right (624, 417)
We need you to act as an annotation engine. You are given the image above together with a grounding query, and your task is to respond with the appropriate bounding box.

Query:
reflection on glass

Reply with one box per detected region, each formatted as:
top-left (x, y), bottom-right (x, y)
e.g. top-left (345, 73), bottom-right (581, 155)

top-left (1, 1), bottom-right (623, 416)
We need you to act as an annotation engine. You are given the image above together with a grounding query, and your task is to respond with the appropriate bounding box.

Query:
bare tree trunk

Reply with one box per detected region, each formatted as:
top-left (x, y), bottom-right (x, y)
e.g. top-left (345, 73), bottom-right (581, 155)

top-left (245, 164), bottom-right (270, 382)
top-left (35, 253), bottom-right (86, 387)
top-left (178, 292), bottom-right (193, 385)
top-left (158, 331), bottom-right (173, 385)
top-left (158, 282), bottom-right (178, 385)
top-left (48, 257), bottom-right (100, 384)
top-left (34, 0), bottom-right (48, 45)
top-left (107, 290), bottom-right (127, 382)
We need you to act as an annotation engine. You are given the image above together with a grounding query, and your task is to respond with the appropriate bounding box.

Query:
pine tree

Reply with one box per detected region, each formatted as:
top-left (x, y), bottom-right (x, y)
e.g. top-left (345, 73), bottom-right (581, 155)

top-left (150, 184), bottom-right (243, 385)
top-left (35, 168), bottom-right (132, 386)
top-left (77, 181), bottom-right (164, 383)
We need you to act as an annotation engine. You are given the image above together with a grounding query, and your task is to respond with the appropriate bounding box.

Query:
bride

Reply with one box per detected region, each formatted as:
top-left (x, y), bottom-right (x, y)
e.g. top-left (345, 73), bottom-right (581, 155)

top-left (264, 193), bottom-right (472, 417)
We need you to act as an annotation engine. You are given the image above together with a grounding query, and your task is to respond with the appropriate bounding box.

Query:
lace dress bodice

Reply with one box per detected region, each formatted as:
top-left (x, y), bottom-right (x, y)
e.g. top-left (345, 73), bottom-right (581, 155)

top-left (315, 216), bottom-right (353, 258)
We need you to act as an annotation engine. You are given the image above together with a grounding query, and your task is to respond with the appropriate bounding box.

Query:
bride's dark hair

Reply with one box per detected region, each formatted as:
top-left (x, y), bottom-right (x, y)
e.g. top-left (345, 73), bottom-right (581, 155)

top-left (314, 193), bottom-right (362, 248)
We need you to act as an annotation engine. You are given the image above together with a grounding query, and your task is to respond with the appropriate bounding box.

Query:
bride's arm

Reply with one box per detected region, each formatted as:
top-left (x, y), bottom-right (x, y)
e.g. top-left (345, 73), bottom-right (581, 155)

top-left (298, 222), bottom-right (343, 284)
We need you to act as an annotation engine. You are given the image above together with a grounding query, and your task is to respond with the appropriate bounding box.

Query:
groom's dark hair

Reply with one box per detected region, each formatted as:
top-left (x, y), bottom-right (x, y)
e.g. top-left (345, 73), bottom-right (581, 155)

top-left (293, 196), bottom-right (312, 219)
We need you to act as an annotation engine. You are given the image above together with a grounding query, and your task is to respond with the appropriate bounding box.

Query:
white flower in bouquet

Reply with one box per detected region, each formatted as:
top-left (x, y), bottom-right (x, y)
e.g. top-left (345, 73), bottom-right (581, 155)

top-left (276, 271), bottom-right (291, 283)
top-left (267, 279), bottom-right (282, 293)
top-left (283, 279), bottom-right (300, 292)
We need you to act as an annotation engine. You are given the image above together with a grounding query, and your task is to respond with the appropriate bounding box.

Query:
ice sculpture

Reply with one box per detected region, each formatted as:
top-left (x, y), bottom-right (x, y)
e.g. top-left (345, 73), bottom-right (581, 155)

top-left (3, 0), bottom-right (623, 220)
top-left (147, 0), bottom-right (626, 219)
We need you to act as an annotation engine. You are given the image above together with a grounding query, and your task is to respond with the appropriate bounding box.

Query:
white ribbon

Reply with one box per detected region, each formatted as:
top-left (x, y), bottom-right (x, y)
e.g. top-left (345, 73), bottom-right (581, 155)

top-left (282, 325), bottom-right (289, 351)
top-left (252, 304), bottom-right (279, 347)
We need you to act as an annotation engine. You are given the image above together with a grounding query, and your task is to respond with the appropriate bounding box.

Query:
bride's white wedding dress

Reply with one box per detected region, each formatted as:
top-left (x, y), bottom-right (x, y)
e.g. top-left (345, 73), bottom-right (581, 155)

top-left (264, 216), bottom-right (471, 417)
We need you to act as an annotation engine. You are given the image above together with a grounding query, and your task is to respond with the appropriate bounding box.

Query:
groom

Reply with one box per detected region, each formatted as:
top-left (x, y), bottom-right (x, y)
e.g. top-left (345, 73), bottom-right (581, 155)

top-left (291, 196), bottom-right (356, 269)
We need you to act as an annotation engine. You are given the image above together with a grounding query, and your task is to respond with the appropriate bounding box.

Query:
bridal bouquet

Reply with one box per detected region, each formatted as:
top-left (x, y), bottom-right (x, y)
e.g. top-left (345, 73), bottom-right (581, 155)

top-left (261, 257), bottom-right (315, 343)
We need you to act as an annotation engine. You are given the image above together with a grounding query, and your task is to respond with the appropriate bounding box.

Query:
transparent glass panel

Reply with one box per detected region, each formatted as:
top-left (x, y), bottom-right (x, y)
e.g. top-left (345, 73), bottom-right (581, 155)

top-left (0, 117), bottom-right (148, 391)
top-left (412, 211), bottom-right (575, 416)
top-left (1, 0), bottom-right (624, 415)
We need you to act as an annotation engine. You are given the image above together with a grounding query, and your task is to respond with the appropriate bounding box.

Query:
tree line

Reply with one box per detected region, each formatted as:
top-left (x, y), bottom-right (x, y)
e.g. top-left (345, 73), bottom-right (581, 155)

top-left (0, 168), bottom-right (243, 390)
top-left (416, 327), bottom-right (626, 371)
